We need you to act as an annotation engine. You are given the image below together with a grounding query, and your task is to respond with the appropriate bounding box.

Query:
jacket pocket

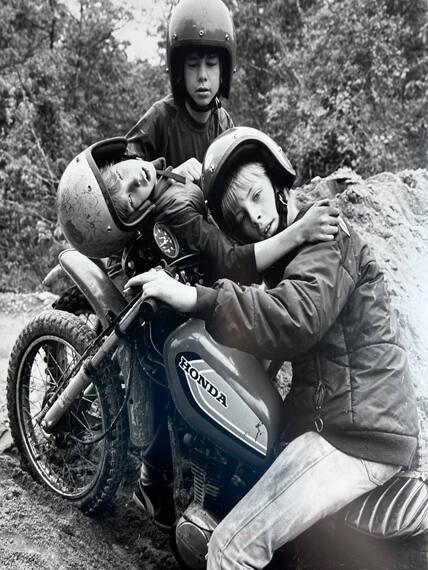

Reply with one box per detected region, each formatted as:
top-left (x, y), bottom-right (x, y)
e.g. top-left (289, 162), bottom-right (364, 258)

top-left (361, 459), bottom-right (401, 486)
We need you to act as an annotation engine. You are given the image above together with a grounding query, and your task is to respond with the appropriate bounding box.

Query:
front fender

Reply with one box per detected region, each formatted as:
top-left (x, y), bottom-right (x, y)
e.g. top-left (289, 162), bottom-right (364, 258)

top-left (43, 263), bottom-right (73, 295)
top-left (59, 249), bottom-right (127, 327)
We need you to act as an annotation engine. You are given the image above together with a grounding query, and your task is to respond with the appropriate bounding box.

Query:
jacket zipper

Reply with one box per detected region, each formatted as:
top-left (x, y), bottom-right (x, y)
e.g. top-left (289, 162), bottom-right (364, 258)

top-left (313, 354), bottom-right (325, 433)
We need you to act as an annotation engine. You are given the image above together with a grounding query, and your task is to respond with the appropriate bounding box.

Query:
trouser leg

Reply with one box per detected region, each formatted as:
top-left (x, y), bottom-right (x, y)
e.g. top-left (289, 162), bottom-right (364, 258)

top-left (207, 431), bottom-right (400, 570)
top-left (138, 378), bottom-right (172, 481)
top-left (131, 372), bottom-right (175, 528)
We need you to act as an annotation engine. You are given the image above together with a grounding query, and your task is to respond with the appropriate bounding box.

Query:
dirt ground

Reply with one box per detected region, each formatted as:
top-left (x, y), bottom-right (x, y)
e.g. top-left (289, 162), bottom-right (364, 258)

top-left (0, 168), bottom-right (427, 569)
top-left (0, 293), bottom-right (179, 570)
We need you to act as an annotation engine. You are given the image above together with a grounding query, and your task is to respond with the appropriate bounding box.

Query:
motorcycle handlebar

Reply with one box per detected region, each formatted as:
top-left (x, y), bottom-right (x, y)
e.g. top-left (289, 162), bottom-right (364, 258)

top-left (139, 297), bottom-right (159, 321)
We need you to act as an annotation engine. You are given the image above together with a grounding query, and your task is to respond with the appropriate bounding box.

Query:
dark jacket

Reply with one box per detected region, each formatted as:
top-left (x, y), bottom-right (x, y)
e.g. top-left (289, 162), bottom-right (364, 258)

top-left (153, 180), bottom-right (258, 283)
top-left (126, 94), bottom-right (234, 168)
top-left (194, 216), bottom-right (419, 468)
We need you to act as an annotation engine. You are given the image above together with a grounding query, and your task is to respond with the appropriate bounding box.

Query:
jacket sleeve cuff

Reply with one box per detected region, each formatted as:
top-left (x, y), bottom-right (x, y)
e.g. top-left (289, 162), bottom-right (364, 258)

top-left (194, 285), bottom-right (218, 321)
top-left (244, 243), bottom-right (257, 282)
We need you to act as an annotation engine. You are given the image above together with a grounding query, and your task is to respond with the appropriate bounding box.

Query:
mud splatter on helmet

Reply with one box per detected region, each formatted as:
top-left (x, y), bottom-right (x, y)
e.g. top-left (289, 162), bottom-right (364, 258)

top-left (57, 138), bottom-right (155, 258)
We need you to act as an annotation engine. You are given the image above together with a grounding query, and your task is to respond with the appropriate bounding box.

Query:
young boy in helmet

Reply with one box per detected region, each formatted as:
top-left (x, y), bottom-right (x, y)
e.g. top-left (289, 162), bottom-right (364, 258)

top-left (83, 137), bottom-right (340, 529)
top-left (125, 127), bottom-right (419, 567)
top-left (125, 0), bottom-right (236, 183)
top-left (102, 153), bottom-right (341, 283)
top-left (59, 135), bottom-right (340, 528)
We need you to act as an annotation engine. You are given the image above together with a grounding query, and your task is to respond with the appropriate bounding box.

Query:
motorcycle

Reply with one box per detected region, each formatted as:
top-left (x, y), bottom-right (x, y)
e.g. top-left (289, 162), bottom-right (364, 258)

top-left (7, 219), bottom-right (428, 570)
top-left (7, 220), bottom-right (284, 568)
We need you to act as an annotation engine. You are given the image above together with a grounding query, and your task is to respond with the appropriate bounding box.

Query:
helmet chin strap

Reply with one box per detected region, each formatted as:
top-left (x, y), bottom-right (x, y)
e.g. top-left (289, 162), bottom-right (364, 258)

top-left (185, 93), bottom-right (221, 113)
top-left (155, 167), bottom-right (186, 185)
top-left (276, 191), bottom-right (289, 229)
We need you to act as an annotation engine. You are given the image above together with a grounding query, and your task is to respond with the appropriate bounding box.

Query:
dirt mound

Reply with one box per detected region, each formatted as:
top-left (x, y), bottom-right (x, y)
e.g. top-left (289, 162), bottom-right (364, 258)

top-left (301, 168), bottom-right (428, 396)
top-left (301, 168), bottom-right (428, 472)
top-left (0, 169), bottom-right (427, 569)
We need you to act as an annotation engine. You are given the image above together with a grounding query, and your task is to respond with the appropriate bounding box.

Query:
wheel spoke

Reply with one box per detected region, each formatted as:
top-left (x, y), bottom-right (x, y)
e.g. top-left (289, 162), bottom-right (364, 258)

top-left (17, 333), bottom-right (106, 497)
top-left (10, 312), bottom-right (127, 512)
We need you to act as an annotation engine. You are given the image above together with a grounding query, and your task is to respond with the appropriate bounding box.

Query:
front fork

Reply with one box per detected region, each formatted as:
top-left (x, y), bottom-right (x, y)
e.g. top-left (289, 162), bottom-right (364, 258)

top-left (41, 295), bottom-right (153, 432)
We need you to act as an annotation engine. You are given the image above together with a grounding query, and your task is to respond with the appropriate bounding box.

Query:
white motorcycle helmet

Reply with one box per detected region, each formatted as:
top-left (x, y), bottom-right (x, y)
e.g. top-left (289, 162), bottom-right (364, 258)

top-left (57, 137), bottom-right (156, 259)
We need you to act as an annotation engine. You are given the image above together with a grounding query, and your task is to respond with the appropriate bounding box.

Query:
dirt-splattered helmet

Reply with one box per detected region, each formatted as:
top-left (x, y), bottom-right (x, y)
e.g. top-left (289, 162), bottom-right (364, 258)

top-left (201, 127), bottom-right (296, 239)
top-left (57, 137), bottom-right (155, 258)
top-left (167, 0), bottom-right (236, 100)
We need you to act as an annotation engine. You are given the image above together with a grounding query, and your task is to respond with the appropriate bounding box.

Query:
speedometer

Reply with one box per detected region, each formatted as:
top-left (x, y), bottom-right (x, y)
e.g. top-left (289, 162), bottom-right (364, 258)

top-left (153, 222), bottom-right (180, 259)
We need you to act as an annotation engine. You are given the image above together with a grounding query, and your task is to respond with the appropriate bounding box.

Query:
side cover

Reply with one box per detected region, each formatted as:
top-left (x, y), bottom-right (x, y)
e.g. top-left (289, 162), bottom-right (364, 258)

top-left (164, 319), bottom-right (283, 469)
top-left (58, 249), bottom-right (127, 327)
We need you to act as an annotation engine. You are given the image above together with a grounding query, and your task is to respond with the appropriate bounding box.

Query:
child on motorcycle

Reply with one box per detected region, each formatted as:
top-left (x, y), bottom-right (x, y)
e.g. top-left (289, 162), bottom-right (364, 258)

top-left (90, 140), bottom-right (340, 528)
top-left (121, 0), bottom-right (238, 502)
top-left (125, 127), bottom-right (419, 568)
top-left (101, 155), bottom-right (340, 282)
top-left (125, 0), bottom-right (235, 183)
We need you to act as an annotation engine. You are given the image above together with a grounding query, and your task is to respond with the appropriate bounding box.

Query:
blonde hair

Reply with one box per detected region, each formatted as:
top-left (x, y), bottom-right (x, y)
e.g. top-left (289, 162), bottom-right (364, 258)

top-left (99, 163), bottom-right (129, 219)
top-left (221, 162), bottom-right (269, 233)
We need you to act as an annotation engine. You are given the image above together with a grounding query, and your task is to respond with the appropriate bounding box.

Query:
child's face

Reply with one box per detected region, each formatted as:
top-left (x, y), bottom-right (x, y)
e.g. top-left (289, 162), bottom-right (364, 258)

top-left (113, 158), bottom-right (156, 217)
top-left (184, 50), bottom-right (220, 107)
top-left (228, 173), bottom-right (280, 242)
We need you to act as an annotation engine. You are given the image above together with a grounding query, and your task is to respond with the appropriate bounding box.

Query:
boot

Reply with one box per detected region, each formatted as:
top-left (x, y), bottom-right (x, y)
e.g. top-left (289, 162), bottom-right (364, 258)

top-left (133, 462), bottom-right (175, 531)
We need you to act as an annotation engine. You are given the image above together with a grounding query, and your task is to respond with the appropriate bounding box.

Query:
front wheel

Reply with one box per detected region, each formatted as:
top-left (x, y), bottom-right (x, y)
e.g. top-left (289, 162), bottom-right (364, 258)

top-left (53, 285), bottom-right (100, 332)
top-left (7, 310), bottom-right (129, 515)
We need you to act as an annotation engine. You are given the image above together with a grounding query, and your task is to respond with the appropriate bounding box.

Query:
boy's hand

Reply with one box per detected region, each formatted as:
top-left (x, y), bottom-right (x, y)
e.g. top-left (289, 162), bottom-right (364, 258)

top-left (172, 158), bottom-right (202, 182)
top-left (300, 199), bottom-right (340, 242)
top-left (124, 269), bottom-right (197, 313)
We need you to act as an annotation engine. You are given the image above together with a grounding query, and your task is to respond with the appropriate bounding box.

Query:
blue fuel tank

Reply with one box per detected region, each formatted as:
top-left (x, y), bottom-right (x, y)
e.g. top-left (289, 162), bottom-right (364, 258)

top-left (164, 319), bottom-right (284, 469)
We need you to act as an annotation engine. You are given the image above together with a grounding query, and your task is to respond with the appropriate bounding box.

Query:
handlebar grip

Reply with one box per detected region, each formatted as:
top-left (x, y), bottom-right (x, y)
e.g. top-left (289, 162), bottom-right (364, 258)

top-left (139, 298), bottom-right (158, 321)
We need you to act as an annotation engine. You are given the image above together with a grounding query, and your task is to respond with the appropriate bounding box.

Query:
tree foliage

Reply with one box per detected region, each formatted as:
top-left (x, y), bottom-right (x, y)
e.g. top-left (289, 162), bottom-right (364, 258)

top-left (226, 0), bottom-right (427, 183)
top-left (0, 0), bottom-right (168, 290)
top-left (0, 0), bottom-right (426, 290)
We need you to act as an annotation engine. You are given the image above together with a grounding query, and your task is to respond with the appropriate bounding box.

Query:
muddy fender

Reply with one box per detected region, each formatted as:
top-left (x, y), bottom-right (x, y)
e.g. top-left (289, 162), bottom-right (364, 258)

top-left (43, 263), bottom-right (73, 295)
top-left (58, 249), bottom-right (127, 327)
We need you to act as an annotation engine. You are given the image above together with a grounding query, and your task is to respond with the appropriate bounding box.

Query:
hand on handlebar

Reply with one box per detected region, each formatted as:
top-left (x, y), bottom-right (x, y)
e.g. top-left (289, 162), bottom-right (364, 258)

top-left (124, 268), bottom-right (197, 314)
